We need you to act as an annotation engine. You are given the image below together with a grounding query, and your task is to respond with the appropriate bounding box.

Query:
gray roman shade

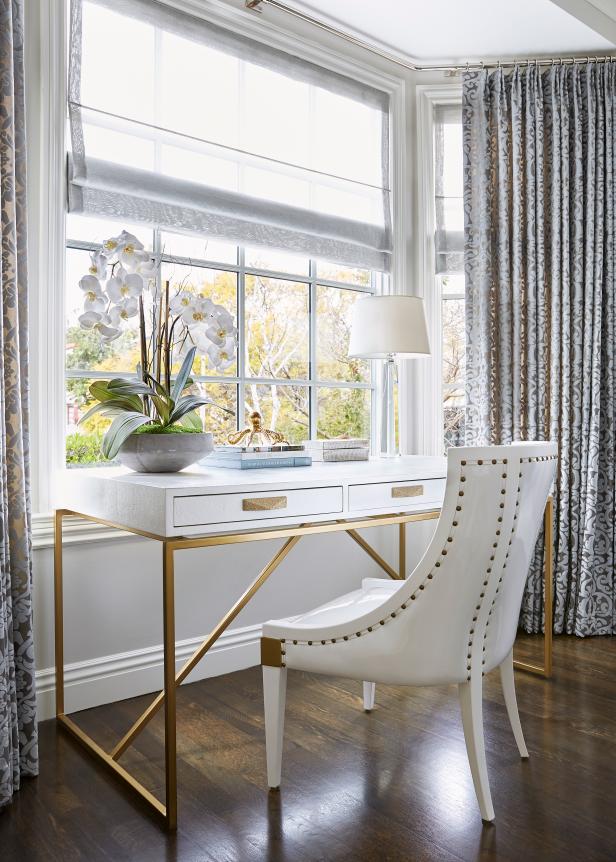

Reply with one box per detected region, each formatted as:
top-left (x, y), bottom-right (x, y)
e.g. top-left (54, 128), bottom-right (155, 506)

top-left (434, 103), bottom-right (463, 275)
top-left (68, 0), bottom-right (392, 271)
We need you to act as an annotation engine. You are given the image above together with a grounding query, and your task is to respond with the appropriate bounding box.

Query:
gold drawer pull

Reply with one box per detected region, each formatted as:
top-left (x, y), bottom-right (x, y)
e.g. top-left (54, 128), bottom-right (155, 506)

top-left (391, 485), bottom-right (424, 499)
top-left (242, 495), bottom-right (288, 512)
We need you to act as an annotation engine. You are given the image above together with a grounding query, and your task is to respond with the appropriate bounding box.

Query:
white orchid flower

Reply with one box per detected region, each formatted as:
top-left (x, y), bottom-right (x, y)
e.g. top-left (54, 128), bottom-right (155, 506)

top-left (207, 336), bottom-right (236, 370)
top-left (77, 309), bottom-right (119, 340)
top-left (106, 270), bottom-right (143, 304)
top-left (112, 231), bottom-right (147, 271)
top-left (109, 297), bottom-right (139, 326)
top-left (88, 251), bottom-right (107, 280)
top-left (135, 254), bottom-right (160, 279)
top-left (93, 312), bottom-right (121, 341)
top-left (79, 274), bottom-right (107, 314)
top-left (101, 232), bottom-right (125, 258)
top-left (205, 318), bottom-right (238, 347)
top-left (182, 296), bottom-right (215, 327)
top-left (78, 309), bottom-right (103, 329)
top-left (170, 291), bottom-right (194, 316)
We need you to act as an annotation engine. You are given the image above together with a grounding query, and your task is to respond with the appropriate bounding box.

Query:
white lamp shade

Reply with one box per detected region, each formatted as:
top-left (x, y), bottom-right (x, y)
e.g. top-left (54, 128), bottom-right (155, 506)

top-left (348, 295), bottom-right (431, 358)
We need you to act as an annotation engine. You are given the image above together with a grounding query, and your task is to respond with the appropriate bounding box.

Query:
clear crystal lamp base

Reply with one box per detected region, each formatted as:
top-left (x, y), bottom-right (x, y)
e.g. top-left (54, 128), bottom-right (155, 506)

top-left (380, 354), bottom-right (398, 458)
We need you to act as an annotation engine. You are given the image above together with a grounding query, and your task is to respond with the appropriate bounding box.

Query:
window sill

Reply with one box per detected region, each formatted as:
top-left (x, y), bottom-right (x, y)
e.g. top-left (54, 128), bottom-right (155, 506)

top-left (32, 512), bottom-right (137, 551)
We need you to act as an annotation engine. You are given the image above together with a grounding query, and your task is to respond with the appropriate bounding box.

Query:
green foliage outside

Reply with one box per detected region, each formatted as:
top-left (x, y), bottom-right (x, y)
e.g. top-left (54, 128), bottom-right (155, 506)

top-left (66, 250), bottom-right (373, 463)
top-left (66, 432), bottom-right (109, 466)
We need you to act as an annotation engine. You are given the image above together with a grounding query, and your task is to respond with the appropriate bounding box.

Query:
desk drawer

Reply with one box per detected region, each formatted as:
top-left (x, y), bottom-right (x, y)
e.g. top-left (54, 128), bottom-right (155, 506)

top-left (349, 478), bottom-right (445, 512)
top-left (173, 485), bottom-right (343, 527)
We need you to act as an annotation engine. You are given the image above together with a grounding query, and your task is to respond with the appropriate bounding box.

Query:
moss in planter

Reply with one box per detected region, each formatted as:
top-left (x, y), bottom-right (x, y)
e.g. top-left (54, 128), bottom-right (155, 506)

top-left (132, 424), bottom-right (204, 435)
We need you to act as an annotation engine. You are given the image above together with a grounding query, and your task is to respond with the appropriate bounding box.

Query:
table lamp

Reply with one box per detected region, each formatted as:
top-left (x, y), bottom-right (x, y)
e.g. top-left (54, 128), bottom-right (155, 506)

top-left (349, 295), bottom-right (430, 457)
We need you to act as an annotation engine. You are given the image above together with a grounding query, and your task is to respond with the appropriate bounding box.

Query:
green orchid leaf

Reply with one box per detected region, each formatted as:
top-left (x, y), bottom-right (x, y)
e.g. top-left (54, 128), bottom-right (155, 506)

top-left (151, 395), bottom-right (173, 425)
top-left (171, 346), bottom-right (197, 402)
top-left (143, 372), bottom-right (171, 400)
top-left (102, 412), bottom-right (154, 460)
top-left (89, 380), bottom-right (114, 402)
top-left (79, 398), bottom-right (146, 426)
top-left (168, 395), bottom-right (215, 425)
top-left (107, 378), bottom-right (159, 398)
top-left (178, 410), bottom-right (203, 432)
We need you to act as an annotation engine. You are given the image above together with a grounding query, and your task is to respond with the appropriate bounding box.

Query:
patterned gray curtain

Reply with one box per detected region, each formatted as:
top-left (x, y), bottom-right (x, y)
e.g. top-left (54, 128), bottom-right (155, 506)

top-left (463, 63), bottom-right (616, 637)
top-left (0, 0), bottom-right (38, 808)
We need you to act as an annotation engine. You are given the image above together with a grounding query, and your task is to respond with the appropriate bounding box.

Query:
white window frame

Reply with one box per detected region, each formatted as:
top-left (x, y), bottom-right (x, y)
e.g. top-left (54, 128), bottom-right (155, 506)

top-left (26, 0), bottom-right (408, 538)
top-left (414, 83), bottom-right (463, 456)
top-left (66, 231), bottom-right (380, 443)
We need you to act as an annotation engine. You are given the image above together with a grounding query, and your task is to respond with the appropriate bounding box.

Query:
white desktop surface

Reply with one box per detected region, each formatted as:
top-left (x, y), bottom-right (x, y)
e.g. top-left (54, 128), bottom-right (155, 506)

top-left (57, 455), bottom-right (447, 537)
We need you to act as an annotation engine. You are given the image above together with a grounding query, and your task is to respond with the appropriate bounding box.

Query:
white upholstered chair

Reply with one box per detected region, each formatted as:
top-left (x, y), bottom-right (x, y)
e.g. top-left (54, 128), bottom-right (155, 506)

top-left (261, 442), bottom-right (557, 822)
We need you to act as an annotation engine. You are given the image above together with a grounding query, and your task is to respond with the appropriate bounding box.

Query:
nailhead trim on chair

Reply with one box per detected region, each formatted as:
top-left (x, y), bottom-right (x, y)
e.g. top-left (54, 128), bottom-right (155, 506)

top-left (278, 454), bottom-right (557, 655)
top-left (464, 465), bottom-right (508, 679)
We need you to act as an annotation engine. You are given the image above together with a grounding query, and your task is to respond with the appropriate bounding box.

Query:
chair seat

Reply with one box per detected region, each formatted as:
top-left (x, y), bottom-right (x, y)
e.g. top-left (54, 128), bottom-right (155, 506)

top-left (263, 577), bottom-right (401, 640)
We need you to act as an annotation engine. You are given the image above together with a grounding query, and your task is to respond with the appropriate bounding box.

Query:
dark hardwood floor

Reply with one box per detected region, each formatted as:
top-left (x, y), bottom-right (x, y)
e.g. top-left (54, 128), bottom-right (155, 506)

top-left (2, 635), bottom-right (615, 862)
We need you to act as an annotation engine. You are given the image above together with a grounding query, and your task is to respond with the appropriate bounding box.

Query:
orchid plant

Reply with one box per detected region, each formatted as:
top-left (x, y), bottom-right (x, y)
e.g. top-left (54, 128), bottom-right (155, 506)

top-left (77, 230), bottom-right (237, 459)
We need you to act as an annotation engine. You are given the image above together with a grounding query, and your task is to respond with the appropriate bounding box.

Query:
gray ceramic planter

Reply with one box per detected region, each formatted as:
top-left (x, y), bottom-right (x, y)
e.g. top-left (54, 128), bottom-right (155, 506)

top-left (117, 431), bottom-right (214, 473)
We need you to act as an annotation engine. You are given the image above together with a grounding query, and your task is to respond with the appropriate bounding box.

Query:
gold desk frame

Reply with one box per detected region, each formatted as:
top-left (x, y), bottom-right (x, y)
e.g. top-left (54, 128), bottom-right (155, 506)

top-left (54, 497), bottom-right (554, 831)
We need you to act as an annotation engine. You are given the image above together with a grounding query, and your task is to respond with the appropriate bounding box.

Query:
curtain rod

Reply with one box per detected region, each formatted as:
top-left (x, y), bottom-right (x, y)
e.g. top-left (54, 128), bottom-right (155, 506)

top-left (245, 0), bottom-right (616, 73)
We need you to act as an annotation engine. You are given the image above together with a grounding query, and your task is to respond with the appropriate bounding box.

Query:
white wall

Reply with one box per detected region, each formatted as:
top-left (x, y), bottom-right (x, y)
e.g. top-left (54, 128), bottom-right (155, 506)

top-left (27, 0), bottom-right (445, 722)
top-left (33, 522), bottom-right (435, 721)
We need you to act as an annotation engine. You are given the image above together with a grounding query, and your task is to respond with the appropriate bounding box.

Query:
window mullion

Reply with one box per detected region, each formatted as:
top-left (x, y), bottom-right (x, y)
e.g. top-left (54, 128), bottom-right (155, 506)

top-left (309, 259), bottom-right (318, 440)
top-left (237, 246), bottom-right (246, 434)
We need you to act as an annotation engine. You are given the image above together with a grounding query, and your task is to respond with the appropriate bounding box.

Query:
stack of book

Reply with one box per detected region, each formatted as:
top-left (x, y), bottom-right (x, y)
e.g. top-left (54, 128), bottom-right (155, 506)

top-left (207, 445), bottom-right (312, 470)
top-left (301, 439), bottom-right (370, 462)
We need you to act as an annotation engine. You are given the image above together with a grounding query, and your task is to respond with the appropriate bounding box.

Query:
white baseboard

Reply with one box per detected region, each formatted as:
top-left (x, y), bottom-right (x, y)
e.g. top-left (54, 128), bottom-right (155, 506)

top-left (36, 623), bottom-right (262, 722)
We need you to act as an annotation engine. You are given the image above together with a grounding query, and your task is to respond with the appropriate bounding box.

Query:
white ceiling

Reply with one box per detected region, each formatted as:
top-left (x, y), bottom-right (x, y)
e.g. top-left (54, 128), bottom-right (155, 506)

top-left (284, 0), bottom-right (615, 64)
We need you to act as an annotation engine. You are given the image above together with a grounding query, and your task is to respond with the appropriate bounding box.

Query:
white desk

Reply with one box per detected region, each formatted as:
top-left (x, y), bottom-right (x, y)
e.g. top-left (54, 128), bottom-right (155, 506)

top-left (53, 456), bottom-right (446, 829)
top-left (53, 455), bottom-right (552, 830)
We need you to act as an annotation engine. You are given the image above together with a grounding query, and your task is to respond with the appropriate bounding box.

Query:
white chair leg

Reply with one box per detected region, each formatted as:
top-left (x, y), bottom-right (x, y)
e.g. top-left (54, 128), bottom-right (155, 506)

top-left (263, 666), bottom-right (287, 789)
top-left (458, 676), bottom-right (495, 822)
top-left (499, 648), bottom-right (529, 758)
top-left (363, 681), bottom-right (376, 711)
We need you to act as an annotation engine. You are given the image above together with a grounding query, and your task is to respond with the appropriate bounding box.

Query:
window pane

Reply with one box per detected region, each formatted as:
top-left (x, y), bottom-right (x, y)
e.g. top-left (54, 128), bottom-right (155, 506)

top-left (160, 33), bottom-right (240, 149)
top-left (442, 298), bottom-right (466, 390)
top-left (316, 285), bottom-right (370, 383)
top-left (313, 89), bottom-right (382, 186)
top-left (440, 273), bottom-right (465, 296)
top-left (65, 377), bottom-right (112, 467)
top-left (444, 403), bottom-right (466, 449)
top-left (317, 387), bottom-right (371, 440)
top-left (66, 214), bottom-right (150, 246)
top-left (316, 260), bottom-right (371, 286)
top-left (161, 263), bottom-right (238, 377)
top-left (244, 246), bottom-right (309, 277)
top-left (81, 2), bottom-right (155, 125)
top-left (202, 383), bottom-right (237, 445)
top-left (160, 231), bottom-right (237, 265)
top-left (160, 145), bottom-right (239, 193)
top-left (244, 384), bottom-right (309, 444)
top-left (243, 64), bottom-right (310, 167)
top-left (66, 248), bottom-right (141, 375)
top-left (82, 124), bottom-right (155, 171)
top-left (244, 275), bottom-right (309, 380)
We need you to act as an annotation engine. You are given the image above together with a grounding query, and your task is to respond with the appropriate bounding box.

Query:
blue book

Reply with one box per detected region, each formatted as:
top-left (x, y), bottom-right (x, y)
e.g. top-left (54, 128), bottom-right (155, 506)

top-left (206, 455), bottom-right (312, 470)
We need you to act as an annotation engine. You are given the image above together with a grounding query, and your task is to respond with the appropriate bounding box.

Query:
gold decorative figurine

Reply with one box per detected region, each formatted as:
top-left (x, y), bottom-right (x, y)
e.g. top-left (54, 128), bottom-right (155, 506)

top-left (226, 411), bottom-right (288, 448)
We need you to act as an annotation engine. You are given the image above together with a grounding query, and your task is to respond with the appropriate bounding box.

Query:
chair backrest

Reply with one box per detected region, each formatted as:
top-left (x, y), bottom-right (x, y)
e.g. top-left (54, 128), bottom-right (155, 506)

top-left (276, 442), bottom-right (557, 687)
top-left (386, 441), bottom-right (557, 684)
